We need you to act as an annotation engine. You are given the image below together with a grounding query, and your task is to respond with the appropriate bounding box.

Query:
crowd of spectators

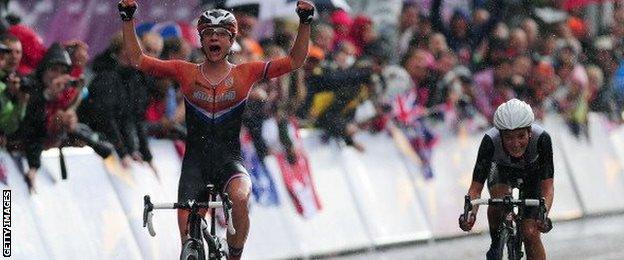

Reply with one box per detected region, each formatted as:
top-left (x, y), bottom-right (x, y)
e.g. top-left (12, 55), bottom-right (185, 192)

top-left (2, 0), bottom-right (624, 192)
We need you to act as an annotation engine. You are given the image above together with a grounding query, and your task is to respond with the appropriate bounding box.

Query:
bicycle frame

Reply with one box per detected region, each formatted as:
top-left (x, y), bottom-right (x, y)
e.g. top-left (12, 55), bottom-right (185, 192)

top-left (500, 193), bottom-right (524, 260)
top-left (143, 184), bottom-right (236, 260)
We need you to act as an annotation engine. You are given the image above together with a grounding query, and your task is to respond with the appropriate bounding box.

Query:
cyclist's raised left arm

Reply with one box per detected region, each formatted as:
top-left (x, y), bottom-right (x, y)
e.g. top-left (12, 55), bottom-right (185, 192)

top-left (247, 1), bottom-right (313, 84)
top-left (287, 1), bottom-right (314, 70)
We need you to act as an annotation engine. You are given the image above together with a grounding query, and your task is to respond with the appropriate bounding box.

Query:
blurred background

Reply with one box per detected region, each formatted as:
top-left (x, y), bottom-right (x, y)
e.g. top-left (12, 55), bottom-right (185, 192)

top-left (1, 0), bottom-right (624, 259)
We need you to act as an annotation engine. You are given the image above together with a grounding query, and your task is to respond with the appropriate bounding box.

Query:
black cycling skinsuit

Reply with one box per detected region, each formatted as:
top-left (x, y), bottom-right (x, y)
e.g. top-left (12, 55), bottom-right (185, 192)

top-left (472, 123), bottom-right (554, 219)
top-left (178, 97), bottom-right (250, 202)
top-left (137, 55), bottom-right (295, 203)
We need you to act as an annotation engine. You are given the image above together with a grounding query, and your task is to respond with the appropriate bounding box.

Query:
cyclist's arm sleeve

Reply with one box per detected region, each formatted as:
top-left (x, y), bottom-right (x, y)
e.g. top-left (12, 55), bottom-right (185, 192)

top-left (138, 55), bottom-right (187, 82)
top-left (472, 135), bottom-right (495, 184)
top-left (537, 132), bottom-right (554, 180)
top-left (265, 56), bottom-right (294, 79)
top-left (248, 57), bottom-right (294, 82)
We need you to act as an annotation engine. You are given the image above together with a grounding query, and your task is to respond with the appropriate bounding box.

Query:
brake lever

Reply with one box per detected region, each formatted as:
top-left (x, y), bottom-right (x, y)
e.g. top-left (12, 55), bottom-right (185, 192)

top-left (538, 197), bottom-right (546, 221)
top-left (538, 197), bottom-right (553, 232)
top-left (221, 193), bottom-right (236, 235)
top-left (147, 211), bottom-right (156, 237)
top-left (143, 195), bottom-right (153, 228)
top-left (462, 195), bottom-right (472, 220)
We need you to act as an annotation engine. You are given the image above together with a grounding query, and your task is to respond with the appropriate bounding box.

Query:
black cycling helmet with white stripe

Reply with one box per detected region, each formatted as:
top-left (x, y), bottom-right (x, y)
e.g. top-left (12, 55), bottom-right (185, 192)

top-left (197, 9), bottom-right (238, 38)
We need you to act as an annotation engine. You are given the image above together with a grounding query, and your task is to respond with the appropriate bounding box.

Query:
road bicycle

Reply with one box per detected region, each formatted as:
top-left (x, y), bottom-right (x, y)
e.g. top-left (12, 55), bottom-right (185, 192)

top-left (143, 184), bottom-right (236, 260)
top-left (462, 176), bottom-right (549, 260)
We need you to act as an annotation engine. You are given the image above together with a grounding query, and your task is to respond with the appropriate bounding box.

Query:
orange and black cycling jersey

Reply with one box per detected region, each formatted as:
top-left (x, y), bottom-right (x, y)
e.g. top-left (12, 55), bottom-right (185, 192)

top-left (138, 55), bottom-right (293, 162)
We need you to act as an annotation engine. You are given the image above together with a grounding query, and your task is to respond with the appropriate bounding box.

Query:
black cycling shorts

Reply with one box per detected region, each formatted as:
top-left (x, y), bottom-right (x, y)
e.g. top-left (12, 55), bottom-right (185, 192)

top-left (177, 154), bottom-right (250, 203)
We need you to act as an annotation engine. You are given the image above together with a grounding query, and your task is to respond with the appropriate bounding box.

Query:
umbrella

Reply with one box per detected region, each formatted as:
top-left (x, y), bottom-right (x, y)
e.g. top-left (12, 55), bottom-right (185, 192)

top-left (533, 7), bottom-right (568, 24)
top-left (136, 21), bottom-right (201, 48)
top-left (306, 0), bottom-right (351, 13)
top-left (224, 0), bottom-right (351, 20)
top-left (225, 0), bottom-right (271, 20)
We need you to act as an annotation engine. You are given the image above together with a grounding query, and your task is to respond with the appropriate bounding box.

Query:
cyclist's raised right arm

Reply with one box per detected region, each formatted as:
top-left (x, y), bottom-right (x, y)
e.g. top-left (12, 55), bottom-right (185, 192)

top-left (119, 0), bottom-right (186, 82)
top-left (119, 0), bottom-right (144, 68)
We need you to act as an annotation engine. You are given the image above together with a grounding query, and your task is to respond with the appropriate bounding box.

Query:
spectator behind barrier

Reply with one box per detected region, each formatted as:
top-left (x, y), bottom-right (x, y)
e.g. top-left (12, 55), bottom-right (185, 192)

top-left (396, 2), bottom-right (421, 59)
top-left (586, 64), bottom-right (620, 122)
top-left (79, 33), bottom-right (161, 174)
top-left (311, 42), bottom-right (376, 151)
top-left (0, 42), bottom-right (28, 145)
top-left (430, 0), bottom-right (503, 65)
top-left (8, 43), bottom-right (113, 194)
top-left (7, 20), bottom-right (47, 76)
top-left (312, 23), bottom-right (335, 57)
top-left (330, 9), bottom-right (353, 49)
top-left (247, 45), bottom-right (303, 164)
top-left (0, 33), bottom-right (22, 76)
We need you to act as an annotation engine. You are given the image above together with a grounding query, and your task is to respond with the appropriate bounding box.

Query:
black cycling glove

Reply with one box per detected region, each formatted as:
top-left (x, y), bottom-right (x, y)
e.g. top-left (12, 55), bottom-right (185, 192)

top-left (118, 2), bottom-right (137, 21)
top-left (296, 3), bottom-right (315, 25)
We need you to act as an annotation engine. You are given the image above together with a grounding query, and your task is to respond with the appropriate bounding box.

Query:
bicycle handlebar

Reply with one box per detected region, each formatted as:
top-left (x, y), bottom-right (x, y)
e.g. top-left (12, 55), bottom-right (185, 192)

top-left (462, 195), bottom-right (548, 223)
top-left (151, 201), bottom-right (224, 209)
top-left (142, 194), bottom-right (236, 237)
top-left (470, 198), bottom-right (541, 207)
top-left (461, 195), bottom-right (551, 233)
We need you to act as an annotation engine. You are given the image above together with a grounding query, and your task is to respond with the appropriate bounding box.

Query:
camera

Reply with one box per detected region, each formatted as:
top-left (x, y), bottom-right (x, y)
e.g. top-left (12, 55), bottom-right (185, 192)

top-left (1, 72), bottom-right (31, 93)
top-left (71, 124), bottom-right (114, 159)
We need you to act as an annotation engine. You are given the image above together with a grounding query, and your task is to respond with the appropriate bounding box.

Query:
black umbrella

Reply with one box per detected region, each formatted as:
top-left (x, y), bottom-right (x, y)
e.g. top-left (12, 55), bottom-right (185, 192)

top-left (307, 0), bottom-right (351, 13)
top-left (223, 0), bottom-right (351, 19)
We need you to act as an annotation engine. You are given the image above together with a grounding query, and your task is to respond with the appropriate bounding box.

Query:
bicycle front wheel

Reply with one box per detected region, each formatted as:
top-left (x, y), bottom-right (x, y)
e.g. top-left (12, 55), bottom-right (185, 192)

top-left (181, 239), bottom-right (206, 260)
top-left (498, 227), bottom-right (522, 260)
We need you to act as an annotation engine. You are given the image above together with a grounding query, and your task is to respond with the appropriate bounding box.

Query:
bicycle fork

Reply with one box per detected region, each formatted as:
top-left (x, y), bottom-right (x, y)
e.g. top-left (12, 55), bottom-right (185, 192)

top-left (504, 215), bottom-right (524, 260)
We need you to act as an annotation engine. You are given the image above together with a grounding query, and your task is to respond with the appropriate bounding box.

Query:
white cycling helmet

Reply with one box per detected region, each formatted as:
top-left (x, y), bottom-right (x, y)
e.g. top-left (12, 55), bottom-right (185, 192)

top-left (493, 98), bottom-right (534, 130)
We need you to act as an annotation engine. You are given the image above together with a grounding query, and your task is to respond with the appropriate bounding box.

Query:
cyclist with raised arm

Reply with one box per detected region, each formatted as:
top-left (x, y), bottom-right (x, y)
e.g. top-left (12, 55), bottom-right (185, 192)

top-left (459, 99), bottom-right (554, 260)
top-left (117, 0), bottom-right (315, 258)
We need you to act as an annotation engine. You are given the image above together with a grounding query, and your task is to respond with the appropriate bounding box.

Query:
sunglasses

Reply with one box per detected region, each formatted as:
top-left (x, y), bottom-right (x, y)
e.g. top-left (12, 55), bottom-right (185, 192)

top-left (201, 27), bottom-right (232, 39)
